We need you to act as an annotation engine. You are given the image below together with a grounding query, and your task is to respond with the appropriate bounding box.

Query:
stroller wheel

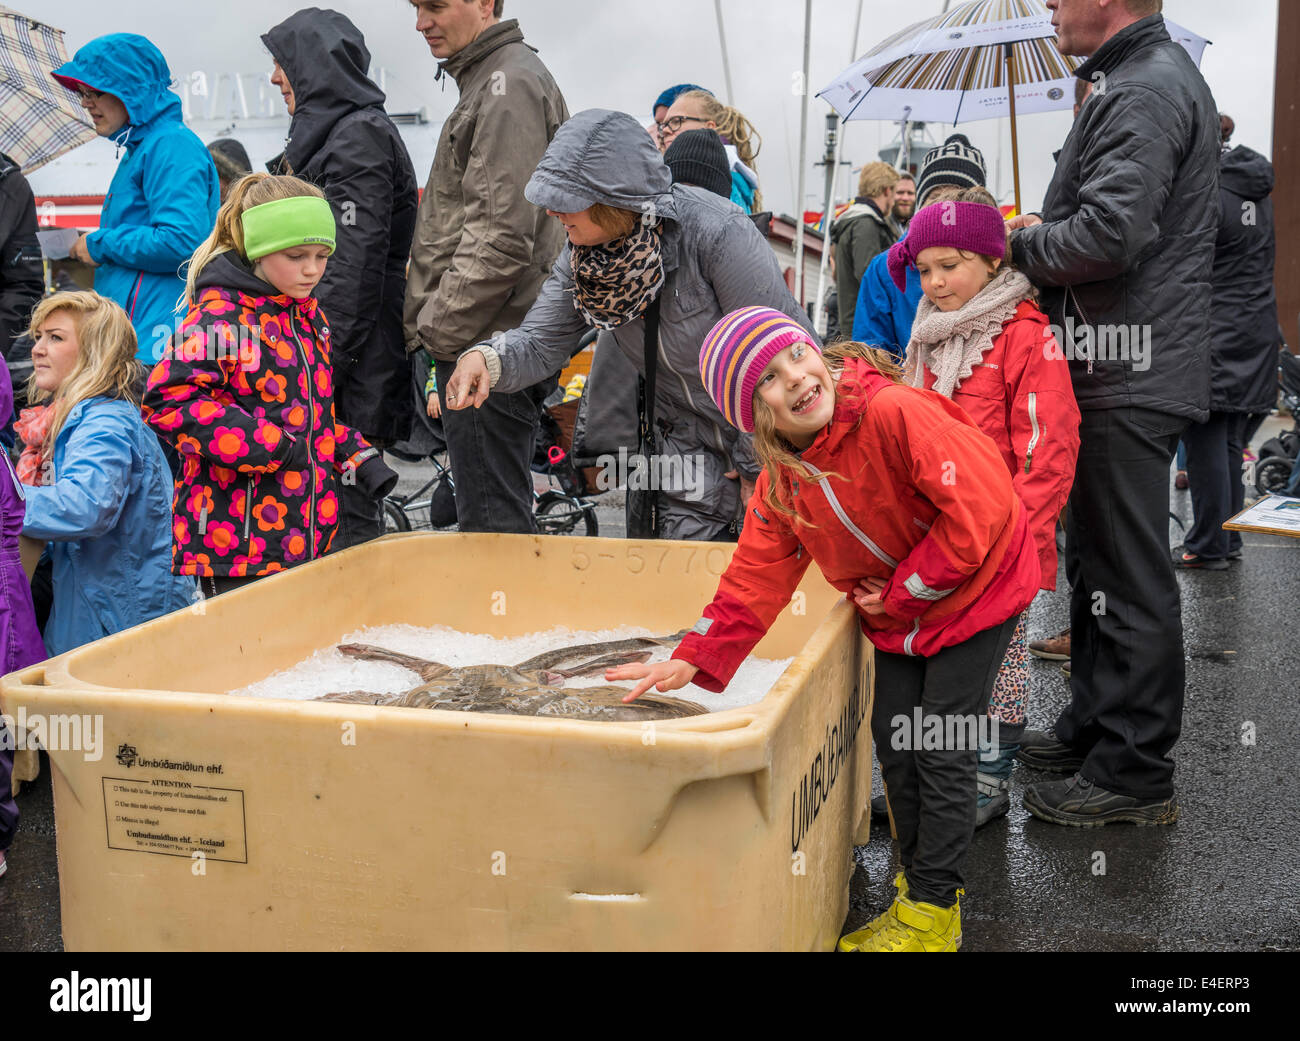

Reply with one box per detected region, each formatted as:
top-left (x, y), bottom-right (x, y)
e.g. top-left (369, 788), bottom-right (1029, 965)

top-left (1255, 456), bottom-right (1294, 497)
top-left (535, 491), bottom-right (598, 537)
top-left (382, 497), bottom-right (412, 534)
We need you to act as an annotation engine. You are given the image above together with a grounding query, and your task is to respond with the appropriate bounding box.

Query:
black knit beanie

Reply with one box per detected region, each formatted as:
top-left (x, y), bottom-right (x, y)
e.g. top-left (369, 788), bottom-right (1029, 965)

top-left (208, 138), bottom-right (252, 182)
top-left (664, 128), bottom-right (732, 200)
top-left (916, 133), bottom-right (987, 207)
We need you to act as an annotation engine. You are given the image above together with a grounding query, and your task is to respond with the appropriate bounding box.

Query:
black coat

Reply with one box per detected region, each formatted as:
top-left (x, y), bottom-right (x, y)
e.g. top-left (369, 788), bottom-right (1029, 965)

top-left (263, 8), bottom-right (418, 442)
top-left (1209, 146), bottom-right (1279, 414)
top-left (1011, 15), bottom-right (1221, 421)
top-left (0, 154), bottom-right (43, 361)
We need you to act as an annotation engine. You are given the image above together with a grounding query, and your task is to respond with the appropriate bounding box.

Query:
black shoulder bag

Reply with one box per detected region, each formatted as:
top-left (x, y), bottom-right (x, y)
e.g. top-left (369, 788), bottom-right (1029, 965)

top-left (625, 296), bottom-right (662, 539)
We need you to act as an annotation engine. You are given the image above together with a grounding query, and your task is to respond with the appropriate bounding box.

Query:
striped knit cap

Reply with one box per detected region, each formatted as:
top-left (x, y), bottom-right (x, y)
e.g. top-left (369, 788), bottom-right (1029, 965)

top-left (699, 307), bottom-right (819, 433)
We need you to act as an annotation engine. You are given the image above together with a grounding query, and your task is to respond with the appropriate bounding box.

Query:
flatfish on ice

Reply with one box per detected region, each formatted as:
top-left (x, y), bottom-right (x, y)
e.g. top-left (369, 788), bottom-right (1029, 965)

top-left (315, 638), bottom-right (705, 722)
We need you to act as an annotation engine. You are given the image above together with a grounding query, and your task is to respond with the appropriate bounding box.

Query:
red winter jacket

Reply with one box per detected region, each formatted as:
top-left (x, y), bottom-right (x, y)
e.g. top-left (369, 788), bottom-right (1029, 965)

top-left (674, 360), bottom-right (1042, 692)
top-left (919, 301), bottom-right (1080, 590)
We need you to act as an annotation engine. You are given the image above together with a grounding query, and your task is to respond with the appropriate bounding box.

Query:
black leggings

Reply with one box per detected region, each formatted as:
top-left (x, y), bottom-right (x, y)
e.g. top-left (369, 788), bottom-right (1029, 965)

top-left (870, 614), bottom-right (1019, 907)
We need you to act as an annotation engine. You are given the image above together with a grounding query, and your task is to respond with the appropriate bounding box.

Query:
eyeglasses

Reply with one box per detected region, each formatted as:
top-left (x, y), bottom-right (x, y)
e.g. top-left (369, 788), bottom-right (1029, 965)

top-left (655, 115), bottom-right (712, 137)
top-left (76, 88), bottom-right (103, 103)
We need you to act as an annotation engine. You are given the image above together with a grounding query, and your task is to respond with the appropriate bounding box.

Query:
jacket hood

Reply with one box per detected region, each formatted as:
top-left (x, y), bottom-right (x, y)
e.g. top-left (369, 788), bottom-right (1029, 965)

top-left (525, 109), bottom-right (678, 223)
top-left (262, 8), bottom-right (385, 171)
top-left (52, 34), bottom-right (182, 136)
top-left (1220, 145), bottom-right (1274, 202)
top-left (195, 250), bottom-right (283, 297)
top-left (830, 199), bottom-right (885, 243)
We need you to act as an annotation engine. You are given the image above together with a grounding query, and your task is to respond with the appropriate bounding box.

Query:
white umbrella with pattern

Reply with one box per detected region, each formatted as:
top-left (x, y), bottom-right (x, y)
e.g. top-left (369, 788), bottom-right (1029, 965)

top-left (817, 0), bottom-right (1208, 213)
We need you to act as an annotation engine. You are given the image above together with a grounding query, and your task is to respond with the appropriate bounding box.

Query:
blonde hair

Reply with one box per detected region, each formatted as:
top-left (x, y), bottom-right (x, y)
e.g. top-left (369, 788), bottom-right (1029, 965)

top-left (589, 203), bottom-right (640, 240)
top-left (182, 172), bottom-right (325, 305)
top-left (678, 90), bottom-right (763, 210)
top-left (751, 341), bottom-right (904, 525)
top-left (858, 161), bottom-right (901, 200)
top-left (26, 292), bottom-right (141, 458)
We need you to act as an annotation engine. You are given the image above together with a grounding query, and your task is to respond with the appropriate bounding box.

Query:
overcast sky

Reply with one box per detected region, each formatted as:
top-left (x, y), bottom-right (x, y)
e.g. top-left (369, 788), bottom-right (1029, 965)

top-left (34, 0), bottom-right (1279, 216)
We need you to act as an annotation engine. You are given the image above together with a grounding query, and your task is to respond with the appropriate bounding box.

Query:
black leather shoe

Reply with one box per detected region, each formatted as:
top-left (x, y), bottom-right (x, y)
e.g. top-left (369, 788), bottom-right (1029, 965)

top-left (1015, 728), bottom-right (1085, 773)
top-left (870, 793), bottom-right (889, 821)
top-left (1023, 773), bottom-right (1179, 827)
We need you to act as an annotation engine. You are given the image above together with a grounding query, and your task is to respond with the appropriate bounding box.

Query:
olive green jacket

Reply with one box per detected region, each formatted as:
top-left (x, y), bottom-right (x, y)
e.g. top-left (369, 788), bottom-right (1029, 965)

top-left (403, 20), bottom-right (569, 362)
top-left (831, 199), bottom-right (898, 335)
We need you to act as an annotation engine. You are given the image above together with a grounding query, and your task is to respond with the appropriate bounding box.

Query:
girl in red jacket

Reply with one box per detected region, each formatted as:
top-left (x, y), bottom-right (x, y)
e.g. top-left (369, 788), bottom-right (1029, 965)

top-left (888, 190), bottom-right (1080, 824)
top-left (608, 305), bottom-right (1042, 952)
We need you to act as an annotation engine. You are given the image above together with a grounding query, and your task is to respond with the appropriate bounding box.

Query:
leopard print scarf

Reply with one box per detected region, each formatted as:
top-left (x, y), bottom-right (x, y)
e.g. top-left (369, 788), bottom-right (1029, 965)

top-left (569, 222), bottom-right (664, 330)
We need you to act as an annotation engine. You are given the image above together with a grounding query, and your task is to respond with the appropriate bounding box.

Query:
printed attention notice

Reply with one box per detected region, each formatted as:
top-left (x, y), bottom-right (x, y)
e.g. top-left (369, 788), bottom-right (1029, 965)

top-left (104, 776), bottom-right (247, 863)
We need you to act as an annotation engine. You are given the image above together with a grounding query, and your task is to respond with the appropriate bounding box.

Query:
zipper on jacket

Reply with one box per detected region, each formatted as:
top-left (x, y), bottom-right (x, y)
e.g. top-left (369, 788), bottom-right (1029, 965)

top-left (801, 462), bottom-right (899, 569)
top-left (243, 475), bottom-right (254, 541)
top-left (903, 619), bottom-right (921, 657)
top-left (289, 315), bottom-right (318, 560)
top-left (1067, 286), bottom-right (1094, 375)
top-left (1024, 391), bottom-right (1040, 474)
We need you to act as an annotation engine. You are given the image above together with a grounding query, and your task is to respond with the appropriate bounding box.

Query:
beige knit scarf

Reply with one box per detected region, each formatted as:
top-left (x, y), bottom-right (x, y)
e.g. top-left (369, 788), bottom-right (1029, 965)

top-left (903, 268), bottom-right (1035, 398)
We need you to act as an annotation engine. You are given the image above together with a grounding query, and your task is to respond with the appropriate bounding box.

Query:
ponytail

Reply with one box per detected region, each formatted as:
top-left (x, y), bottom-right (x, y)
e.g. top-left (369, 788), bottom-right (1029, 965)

top-left (680, 90), bottom-right (764, 210)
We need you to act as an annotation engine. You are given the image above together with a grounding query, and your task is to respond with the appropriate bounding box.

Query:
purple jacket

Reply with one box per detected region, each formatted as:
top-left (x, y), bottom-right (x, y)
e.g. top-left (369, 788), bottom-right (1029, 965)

top-left (1, 364), bottom-right (46, 673)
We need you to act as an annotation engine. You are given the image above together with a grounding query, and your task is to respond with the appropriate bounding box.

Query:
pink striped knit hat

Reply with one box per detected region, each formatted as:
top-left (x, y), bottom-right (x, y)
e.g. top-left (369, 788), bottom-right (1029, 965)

top-left (699, 307), bottom-right (819, 433)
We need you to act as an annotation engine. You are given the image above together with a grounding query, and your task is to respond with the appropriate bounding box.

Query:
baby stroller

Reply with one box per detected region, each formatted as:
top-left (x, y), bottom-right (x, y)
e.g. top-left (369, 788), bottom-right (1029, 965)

top-left (384, 356), bottom-right (599, 536)
top-left (1254, 347), bottom-right (1300, 496)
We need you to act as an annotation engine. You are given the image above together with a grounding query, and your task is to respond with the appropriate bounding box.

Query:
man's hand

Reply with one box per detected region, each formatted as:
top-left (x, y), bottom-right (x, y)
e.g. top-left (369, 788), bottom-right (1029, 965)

top-left (851, 576), bottom-right (889, 615)
top-left (444, 351), bottom-right (491, 410)
top-left (605, 659), bottom-right (699, 702)
top-left (69, 233), bottom-right (98, 267)
top-left (1006, 214), bottom-right (1043, 231)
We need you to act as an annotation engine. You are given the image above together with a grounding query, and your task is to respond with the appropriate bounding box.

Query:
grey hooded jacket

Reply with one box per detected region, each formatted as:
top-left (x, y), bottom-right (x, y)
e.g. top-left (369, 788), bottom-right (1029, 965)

top-left (482, 109), bottom-right (818, 540)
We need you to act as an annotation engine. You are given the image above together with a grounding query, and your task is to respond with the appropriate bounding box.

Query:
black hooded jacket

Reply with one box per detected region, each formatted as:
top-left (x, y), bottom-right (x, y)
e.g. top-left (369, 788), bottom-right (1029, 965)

top-left (0, 153), bottom-right (43, 361)
top-left (1011, 15), bottom-right (1221, 421)
top-left (262, 7), bottom-right (418, 442)
top-left (1208, 146), bottom-right (1279, 414)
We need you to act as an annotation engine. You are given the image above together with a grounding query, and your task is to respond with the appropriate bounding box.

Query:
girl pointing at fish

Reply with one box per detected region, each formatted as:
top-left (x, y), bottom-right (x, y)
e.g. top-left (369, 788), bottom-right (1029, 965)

top-left (606, 306), bottom-right (1040, 953)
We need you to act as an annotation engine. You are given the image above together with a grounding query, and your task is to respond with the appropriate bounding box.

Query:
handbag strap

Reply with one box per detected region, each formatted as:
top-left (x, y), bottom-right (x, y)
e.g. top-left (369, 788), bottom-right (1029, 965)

top-left (638, 296), bottom-right (662, 443)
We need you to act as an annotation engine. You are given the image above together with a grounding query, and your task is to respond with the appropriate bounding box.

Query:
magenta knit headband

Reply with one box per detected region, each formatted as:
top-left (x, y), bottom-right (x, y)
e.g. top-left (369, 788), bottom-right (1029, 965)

top-left (887, 200), bottom-right (1008, 291)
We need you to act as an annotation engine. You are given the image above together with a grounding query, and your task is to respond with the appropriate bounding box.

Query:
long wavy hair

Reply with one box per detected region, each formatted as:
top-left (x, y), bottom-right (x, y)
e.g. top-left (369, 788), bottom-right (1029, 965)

top-left (751, 341), bottom-right (903, 525)
top-left (181, 172), bottom-right (325, 306)
top-left (26, 291), bottom-right (140, 458)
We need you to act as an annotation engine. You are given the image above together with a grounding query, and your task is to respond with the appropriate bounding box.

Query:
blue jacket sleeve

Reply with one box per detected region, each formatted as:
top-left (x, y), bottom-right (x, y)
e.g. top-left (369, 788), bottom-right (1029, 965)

top-left (86, 131), bottom-right (217, 275)
top-left (852, 256), bottom-right (893, 345)
top-left (22, 409), bottom-right (134, 541)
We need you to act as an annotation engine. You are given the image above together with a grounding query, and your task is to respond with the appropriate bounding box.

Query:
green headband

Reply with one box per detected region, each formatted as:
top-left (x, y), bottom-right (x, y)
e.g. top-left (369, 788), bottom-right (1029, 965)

top-left (241, 196), bottom-right (336, 260)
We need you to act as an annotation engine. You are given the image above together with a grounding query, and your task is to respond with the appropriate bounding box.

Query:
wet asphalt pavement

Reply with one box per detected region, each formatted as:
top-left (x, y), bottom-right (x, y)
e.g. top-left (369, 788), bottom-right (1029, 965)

top-left (3, 429), bottom-right (1297, 952)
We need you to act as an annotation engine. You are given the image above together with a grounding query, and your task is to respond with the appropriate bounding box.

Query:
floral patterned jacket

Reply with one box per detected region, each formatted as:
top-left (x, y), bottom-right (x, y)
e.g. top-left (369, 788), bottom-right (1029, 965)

top-left (142, 252), bottom-right (394, 577)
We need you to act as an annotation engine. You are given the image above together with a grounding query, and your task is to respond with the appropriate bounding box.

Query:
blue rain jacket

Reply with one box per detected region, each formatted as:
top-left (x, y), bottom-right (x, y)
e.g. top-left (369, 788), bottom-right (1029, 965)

top-left (852, 245), bottom-right (923, 361)
top-left (54, 35), bottom-right (219, 363)
top-left (22, 397), bottom-right (195, 657)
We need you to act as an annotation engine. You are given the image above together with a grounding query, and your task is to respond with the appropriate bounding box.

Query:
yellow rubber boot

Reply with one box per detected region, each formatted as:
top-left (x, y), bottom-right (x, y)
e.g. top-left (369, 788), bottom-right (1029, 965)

top-left (853, 891), bottom-right (963, 952)
top-left (836, 872), bottom-right (909, 952)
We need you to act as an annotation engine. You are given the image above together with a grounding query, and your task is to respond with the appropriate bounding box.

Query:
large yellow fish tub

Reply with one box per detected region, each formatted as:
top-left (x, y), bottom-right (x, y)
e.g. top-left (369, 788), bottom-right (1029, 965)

top-left (1, 533), bottom-right (873, 951)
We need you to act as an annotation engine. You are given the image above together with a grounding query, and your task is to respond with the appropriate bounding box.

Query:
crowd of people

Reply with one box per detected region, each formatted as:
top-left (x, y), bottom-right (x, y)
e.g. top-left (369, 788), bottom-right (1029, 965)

top-left (0, 0), bottom-right (1287, 952)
